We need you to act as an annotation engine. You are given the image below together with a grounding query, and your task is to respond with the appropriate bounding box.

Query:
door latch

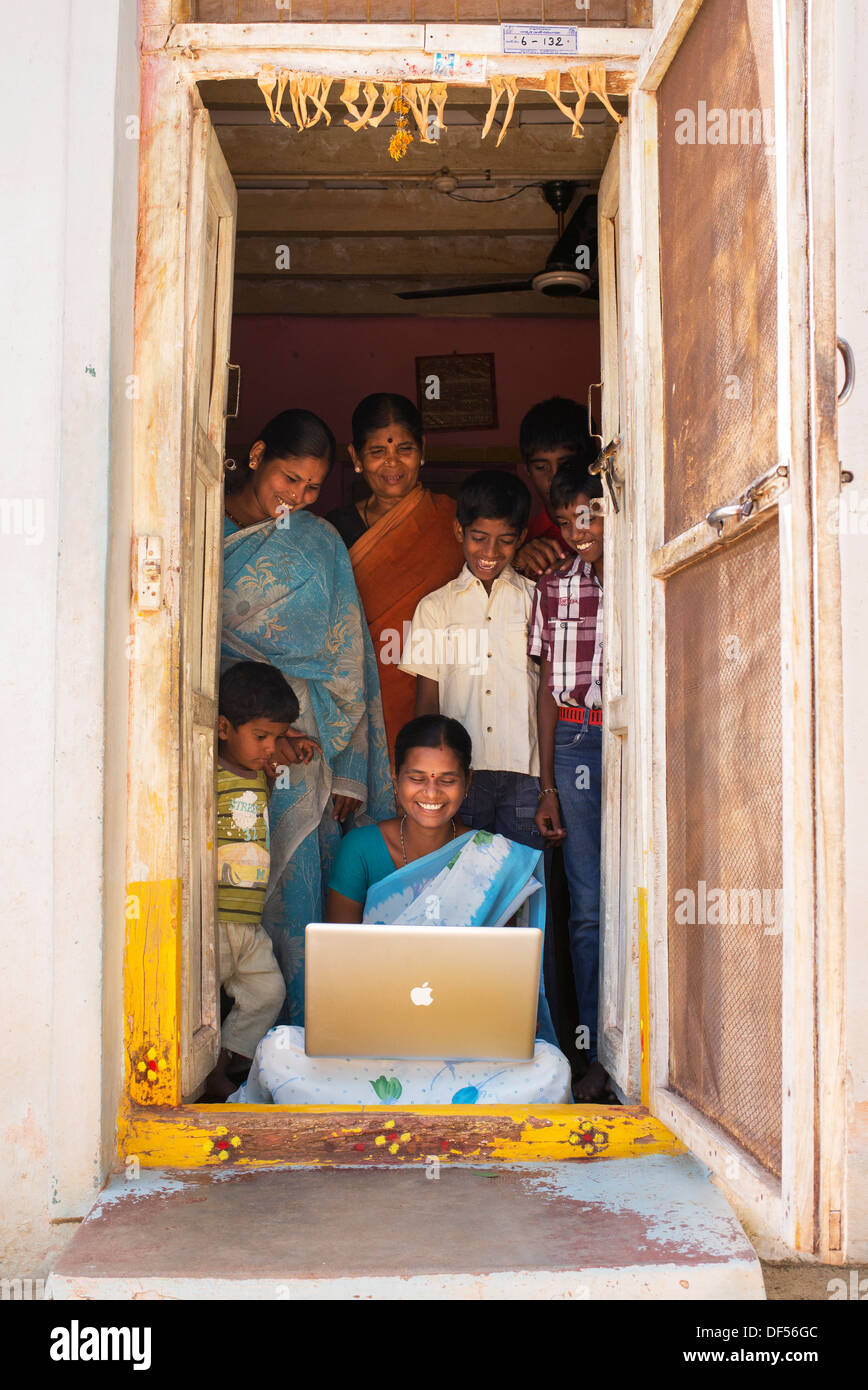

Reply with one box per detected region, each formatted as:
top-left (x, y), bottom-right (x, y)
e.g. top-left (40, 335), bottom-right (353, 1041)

top-left (705, 463), bottom-right (789, 535)
top-left (587, 381), bottom-right (623, 514)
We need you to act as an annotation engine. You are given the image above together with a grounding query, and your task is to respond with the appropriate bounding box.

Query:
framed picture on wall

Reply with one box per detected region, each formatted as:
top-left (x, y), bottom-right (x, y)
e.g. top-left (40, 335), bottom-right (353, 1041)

top-left (415, 353), bottom-right (498, 431)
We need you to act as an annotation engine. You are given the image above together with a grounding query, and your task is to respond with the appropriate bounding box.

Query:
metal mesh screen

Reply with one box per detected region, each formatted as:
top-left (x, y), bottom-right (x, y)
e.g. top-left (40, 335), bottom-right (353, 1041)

top-left (657, 0), bottom-right (777, 543)
top-left (193, 1), bottom-right (643, 23)
top-left (665, 519), bottom-right (783, 1175)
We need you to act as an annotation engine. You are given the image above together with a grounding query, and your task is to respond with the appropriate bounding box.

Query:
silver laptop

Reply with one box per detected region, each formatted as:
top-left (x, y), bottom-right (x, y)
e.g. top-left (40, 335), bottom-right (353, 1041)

top-left (304, 923), bottom-right (542, 1061)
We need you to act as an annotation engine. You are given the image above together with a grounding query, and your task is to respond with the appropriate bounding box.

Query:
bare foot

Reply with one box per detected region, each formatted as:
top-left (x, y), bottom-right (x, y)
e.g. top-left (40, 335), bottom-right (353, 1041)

top-left (203, 1048), bottom-right (243, 1102)
top-left (572, 1060), bottom-right (610, 1103)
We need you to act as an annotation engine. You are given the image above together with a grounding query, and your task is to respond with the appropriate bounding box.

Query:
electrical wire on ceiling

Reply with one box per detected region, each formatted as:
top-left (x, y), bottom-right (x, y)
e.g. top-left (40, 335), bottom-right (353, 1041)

top-left (444, 184), bottom-right (539, 203)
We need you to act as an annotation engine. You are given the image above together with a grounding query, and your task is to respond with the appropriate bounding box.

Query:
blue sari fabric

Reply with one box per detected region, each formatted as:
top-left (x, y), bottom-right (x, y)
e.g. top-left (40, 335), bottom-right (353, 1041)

top-left (222, 510), bottom-right (395, 1021)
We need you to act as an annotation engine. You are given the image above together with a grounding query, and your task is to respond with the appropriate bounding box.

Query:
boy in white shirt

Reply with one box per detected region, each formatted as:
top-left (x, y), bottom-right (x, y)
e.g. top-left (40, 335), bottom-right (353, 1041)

top-left (399, 470), bottom-right (541, 848)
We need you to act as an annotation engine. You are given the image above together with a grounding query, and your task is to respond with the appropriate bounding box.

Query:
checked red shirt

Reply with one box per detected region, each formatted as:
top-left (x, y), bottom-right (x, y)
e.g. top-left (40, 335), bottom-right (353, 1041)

top-left (527, 555), bottom-right (603, 709)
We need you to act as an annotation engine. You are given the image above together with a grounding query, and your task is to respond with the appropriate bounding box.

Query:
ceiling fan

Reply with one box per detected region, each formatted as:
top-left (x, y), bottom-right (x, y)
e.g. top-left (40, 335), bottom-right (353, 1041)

top-left (395, 180), bottom-right (598, 302)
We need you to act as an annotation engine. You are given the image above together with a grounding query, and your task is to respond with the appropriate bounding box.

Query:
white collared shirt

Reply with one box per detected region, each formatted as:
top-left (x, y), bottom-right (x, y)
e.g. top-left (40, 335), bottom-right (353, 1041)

top-left (398, 563), bottom-right (539, 776)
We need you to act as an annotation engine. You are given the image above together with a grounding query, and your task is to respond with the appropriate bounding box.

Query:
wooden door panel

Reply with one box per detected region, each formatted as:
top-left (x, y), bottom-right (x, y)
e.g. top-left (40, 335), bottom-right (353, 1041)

top-left (654, 0), bottom-right (786, 1180)
top-left (665, 518), bottom-right (783, 1174)
top-left (180, 119), bottom-right (237, 1098)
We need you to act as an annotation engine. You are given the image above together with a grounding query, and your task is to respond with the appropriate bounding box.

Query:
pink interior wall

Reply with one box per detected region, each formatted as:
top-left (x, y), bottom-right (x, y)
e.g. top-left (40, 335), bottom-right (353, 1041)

top-left (227, 314), bottom-right (601, 515)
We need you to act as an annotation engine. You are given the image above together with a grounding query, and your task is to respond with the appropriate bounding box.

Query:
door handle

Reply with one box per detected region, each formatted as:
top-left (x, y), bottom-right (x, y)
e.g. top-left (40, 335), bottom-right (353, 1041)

top-left (837, 337), bottom-right (855, 405)
top-left (226, 362), bottom-right (241, 420)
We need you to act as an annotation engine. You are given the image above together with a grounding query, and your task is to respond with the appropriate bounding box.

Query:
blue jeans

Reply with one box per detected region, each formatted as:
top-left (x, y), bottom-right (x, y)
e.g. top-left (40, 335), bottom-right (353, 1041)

top-left (459, 769), bottom-right (543, 851)
top-left (551, 720), bottom-right (602, 1062)
top-left (460, 768), bottom-right (557, 1046)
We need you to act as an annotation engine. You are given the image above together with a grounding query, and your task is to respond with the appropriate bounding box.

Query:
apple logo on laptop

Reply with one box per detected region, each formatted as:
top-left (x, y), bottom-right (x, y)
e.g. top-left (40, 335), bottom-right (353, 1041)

top-left (410, 981), bottom-right (433, 1007)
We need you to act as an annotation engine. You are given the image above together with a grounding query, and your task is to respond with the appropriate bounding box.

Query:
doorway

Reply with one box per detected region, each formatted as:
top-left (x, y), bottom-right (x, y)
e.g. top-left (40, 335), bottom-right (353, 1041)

top-left (197, 73), bottom-right (621, 1097)
top-left (121, 7), bottom-right (842, 1257)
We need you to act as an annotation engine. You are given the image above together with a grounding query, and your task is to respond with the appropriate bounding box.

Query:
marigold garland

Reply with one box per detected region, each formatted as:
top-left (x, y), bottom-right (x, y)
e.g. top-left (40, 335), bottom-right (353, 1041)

top-left (388, 86), bottom-right (413, 161)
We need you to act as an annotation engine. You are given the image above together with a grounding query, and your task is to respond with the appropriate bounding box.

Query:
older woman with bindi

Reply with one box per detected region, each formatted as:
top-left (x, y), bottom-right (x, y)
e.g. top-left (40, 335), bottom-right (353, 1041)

top-left (326, 393), bottom-right (464, 757)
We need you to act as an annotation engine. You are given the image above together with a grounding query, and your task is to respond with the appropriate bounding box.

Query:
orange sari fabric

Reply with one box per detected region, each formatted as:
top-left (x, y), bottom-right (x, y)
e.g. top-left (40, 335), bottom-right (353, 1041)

top-left (350, 486), bottom-right (465, 757)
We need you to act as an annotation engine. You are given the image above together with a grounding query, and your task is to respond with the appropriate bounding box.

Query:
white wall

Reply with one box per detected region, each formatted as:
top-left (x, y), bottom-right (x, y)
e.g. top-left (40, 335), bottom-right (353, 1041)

top-left (835, 1), bottom-right (868, 1262)
top-left (0, 0), bottom-right (138, 1279)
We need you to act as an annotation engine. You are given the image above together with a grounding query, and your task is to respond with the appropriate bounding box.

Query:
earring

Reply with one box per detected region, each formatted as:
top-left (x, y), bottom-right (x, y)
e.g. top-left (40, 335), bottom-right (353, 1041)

top-left (224, 458), bottom-right (237, 472)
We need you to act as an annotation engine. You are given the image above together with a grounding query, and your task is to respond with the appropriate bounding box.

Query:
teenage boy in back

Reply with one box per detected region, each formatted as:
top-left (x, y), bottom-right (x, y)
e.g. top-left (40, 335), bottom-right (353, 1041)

top-left (399, 470), bottom-right (541, 848)
top-left (206, 660), bottom-right (299, 1100)
top-left (514, 396), bottom-right (597, 581)
top-left (529, 459), bottom-right (608, 1101)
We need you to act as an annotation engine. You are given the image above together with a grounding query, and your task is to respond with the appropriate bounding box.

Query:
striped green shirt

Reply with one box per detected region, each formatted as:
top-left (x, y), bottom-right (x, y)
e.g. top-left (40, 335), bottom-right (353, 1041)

top-left (216, 762), bottom-right (270, 924)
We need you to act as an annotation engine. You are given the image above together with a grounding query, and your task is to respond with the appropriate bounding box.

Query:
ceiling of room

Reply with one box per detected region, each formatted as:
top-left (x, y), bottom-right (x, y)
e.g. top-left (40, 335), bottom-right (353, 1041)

top-left (200, 79), bottom-right (625, 316)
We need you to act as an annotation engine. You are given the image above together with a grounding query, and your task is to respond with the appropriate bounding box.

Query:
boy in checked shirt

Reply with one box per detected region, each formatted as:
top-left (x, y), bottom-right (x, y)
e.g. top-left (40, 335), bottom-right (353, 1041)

top-left (529, 459), bottom-right (608, 1102)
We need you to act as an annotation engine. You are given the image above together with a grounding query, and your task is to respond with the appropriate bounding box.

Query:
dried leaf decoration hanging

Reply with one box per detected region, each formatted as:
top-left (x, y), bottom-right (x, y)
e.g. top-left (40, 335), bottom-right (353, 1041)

top-left (254, 65), bottom-right (622, 144)
top-left (274, 70), bottom-right (292, 129)
top-left (257, 65), bottom-right (278, 123)
top-left (430, 83), bottom-right (448, 134)
top-left (543, 69), bottom-right (576, 128)
top-left (402, 83), bottom-right (438, 145)
top-left (304, 77), bottom-right (333, 130)
top-left (369, 83), bottom-right (401, 129)
top-left (567, 67), bottom-right (591, 137)
top-left (388, 85), bottom-right (413, 161)
top-left (586, 64), bottom-right (624, 126)
top-left (342, 78), bottom-right (380, 132)
top-left (543, 65), bottom-right (624, 137)
top-left (481, 76), bottom-right (519, 147)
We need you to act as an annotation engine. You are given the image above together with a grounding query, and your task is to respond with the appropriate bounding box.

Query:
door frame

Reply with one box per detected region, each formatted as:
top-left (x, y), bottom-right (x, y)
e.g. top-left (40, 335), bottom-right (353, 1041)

top-left (120, 8), bottom-right (844, 1259)
top-left (121, 16), bottom-right (681, 1171)
top-left (597, 123), bottom-right (644, 1103)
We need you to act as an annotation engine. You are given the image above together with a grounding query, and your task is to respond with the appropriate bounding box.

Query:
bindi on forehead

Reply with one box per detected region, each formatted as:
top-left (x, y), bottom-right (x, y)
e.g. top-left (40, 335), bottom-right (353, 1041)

top-left (386, 436), bottom-right (393, 443)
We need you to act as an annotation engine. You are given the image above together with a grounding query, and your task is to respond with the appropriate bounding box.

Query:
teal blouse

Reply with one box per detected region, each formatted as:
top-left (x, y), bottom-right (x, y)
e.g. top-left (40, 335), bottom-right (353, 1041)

top-left (328, 824), bottom-right (397, 905)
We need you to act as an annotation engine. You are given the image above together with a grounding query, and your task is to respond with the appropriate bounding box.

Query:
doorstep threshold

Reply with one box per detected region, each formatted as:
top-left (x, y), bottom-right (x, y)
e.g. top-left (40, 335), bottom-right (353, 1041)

top-left (48, 1154), bottom-right (764, 1300)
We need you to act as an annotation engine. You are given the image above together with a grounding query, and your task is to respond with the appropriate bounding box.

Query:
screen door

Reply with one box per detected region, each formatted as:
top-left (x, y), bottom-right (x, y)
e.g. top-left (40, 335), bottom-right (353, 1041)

top-left (654, 0), bottom-right (787, 1176)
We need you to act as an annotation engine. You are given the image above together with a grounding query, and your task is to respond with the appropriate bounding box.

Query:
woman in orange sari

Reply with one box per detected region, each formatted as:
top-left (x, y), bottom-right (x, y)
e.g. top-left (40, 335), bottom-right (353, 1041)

top-left (327, 393), bottom-right (464, 755)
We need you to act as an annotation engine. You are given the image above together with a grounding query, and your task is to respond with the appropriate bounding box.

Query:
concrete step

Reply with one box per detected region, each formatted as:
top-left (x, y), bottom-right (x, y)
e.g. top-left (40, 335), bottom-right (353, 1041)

top-left (48, 1154), bottom-right (764, 1300)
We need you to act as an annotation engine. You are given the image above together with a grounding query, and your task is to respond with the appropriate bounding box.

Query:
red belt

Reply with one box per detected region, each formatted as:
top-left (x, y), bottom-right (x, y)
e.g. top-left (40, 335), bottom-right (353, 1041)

top-left (558, 705), bottom-right (602, 725)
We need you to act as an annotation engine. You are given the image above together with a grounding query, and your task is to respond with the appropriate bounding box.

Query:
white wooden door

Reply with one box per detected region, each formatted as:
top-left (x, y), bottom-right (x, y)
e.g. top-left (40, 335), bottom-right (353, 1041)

top-left (629, 0), bottom-right (840, 1251)
top-left (180, 115), bottom-right (237, 1098)
top-left (597, 125), bottom-right (640, 1100)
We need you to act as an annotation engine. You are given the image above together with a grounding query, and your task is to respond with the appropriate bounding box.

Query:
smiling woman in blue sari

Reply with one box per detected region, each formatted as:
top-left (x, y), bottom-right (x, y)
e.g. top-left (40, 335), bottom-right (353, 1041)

top-left (222, 409), bottom-right (394, 1022)
top-left (230, 716), bottom-right (570, 1105)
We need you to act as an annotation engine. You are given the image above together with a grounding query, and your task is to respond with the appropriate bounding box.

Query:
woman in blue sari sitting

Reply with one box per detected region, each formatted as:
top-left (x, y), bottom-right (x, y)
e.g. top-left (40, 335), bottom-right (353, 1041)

top-left (222, 408), bottom-right (395, 1023)
top-left (230, 716), bottom-right (570, 1105)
